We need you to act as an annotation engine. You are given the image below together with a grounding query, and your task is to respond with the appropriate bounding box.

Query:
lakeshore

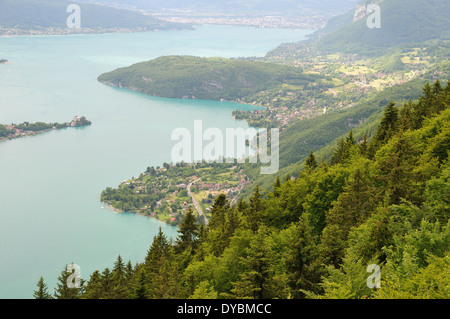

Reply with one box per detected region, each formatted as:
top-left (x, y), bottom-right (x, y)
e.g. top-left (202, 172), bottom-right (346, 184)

top-left (0, 116), bottom-right (91, 143)
top-left (0, 25), bottom-right (310, 298)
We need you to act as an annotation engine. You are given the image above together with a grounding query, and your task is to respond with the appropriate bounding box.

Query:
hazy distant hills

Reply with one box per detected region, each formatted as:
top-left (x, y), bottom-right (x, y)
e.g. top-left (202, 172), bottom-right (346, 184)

top-left (317, 0), bottom-right (450, 55)
top-left (0, 0), bottom-right (189, 30)
top-left (76, 0), bottom-right (360, 16)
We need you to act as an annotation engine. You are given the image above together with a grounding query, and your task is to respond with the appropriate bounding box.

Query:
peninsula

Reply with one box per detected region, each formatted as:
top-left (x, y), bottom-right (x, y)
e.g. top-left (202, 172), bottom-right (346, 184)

top-left (0, 116), bottom-right (91, 142)
top-left (101, 161), bottom-right (250, 226)
top-left (97, 55), bottom-right (327, 102)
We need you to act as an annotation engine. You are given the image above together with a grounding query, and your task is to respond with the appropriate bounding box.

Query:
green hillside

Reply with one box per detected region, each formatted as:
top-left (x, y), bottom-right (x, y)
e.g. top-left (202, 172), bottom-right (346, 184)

top-left (310, 4), bottom-right (355, 39)
top-left (42, 81), bottom-right (450, 300)
top-left (97, 55), bottom-right (326, 101)
top-left (0, 0), bottom-right (188, 30)
top-left (317, 0), bottom-right (450, 55)
top-left (240, 62), bottom-right (450, 199)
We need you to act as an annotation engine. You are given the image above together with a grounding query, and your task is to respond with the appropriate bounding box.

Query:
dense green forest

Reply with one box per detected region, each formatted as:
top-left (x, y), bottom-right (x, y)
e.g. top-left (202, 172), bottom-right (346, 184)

top-left (97, 55), bottom-right (328, 101)
top-left (36, 81), bottom-right (450, 299)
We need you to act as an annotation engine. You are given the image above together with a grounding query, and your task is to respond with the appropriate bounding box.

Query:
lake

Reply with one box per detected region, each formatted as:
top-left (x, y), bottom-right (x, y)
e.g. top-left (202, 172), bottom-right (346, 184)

top-left (0, 25), bottom-right (312, 298)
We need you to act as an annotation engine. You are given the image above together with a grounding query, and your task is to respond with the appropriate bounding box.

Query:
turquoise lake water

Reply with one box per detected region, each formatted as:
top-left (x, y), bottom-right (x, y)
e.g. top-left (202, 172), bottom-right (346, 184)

top-left (0, 25), bottom-right (312, 298)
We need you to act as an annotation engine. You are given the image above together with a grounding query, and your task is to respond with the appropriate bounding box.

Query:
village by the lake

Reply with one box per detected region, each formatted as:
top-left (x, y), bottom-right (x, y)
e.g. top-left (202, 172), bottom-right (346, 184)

top-left (0, 116), bottom-right (91, 143)
top-left (101, 161), bottom-right (251, 226)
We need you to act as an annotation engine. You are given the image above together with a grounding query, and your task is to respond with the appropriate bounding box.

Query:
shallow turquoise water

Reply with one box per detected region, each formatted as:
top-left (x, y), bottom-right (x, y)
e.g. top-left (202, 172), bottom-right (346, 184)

top-left (0, 25), bottom-right (312, 298)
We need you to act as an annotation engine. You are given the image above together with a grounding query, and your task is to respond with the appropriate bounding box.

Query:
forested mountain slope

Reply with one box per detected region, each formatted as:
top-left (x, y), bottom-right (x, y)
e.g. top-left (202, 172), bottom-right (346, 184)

top-left (97, 55), bottom-right (327, 101)
top-left (39, 81), bottom-right (450, 300)
top-left (316, 0), bottom-right (450, 55)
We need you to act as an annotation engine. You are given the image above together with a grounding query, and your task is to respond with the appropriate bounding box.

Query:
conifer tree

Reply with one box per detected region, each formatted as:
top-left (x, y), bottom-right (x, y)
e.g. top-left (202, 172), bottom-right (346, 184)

top-left (359, 132), bottom-right (369, 157)
top-left (125, 260), bottom-right (134, 281)
top-left (231, 226), bottom-right (288, 299)
top-left (82, 270), bottom-right (103, 299)
top-left (272, 176), bottom-right (282, 198)
top-left (373, 102), bottom-right (399, 145)
top-left (208, 194), bottom-right (228, 230)
top-left (53, 264), bottom-right (83, 299)
top-left (246, 185), bottom-right (265, 232)
top-left (194, 223), bottom-right (208, 260)
top-left (99, 268), bottom-right (114, 299)
top-left (305, 150), bottom-right (318, 172)
top-left (331, 130), bottom-right (355, 165)
top-left (346, 129), bottom-right (355, 146)
top-left (321, 168), bottom-right (378, 267)
top-left (176, 208), bottom-right (199, 253)
top-left (130, 268), bottom-right (149, 299)
top-left (317, 157), bottom-right (328, 171)
top-left (376, 135), bottom-right (420, 205)
top-left (285, 221), bottom-right (323, 298)
top-left (33, 277), bottom-right (52, 299)
top-left (145, 227), bottom-right (170, 274)
top-left (112, 255), bottom-right (127, 299)
top-left (148, 245), bottom-right (181, 299)
top-left (399, 99), bottom-right (413, 132)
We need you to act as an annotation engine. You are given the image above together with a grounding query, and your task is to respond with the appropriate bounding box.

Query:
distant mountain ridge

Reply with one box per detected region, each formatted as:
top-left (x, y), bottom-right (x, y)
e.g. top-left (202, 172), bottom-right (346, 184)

top-left (0, 0), bottom-right (189, 31)
top-left (316, 0), bottom-right (450, 55)
top-left (76, 0), bottom-right (360, 16)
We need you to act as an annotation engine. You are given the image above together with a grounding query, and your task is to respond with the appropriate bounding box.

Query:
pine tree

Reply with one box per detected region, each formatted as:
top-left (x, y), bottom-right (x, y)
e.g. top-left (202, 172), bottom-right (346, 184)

top-left (305, 150), bottom-right (318, 172)
top-left (346, 129), bottom-right (355, 146)
top-left (176, 208), bottom-right (199, 253)
top-left (148, 245), bottom-right (181, 299)
top-left (432, 80), bottom-right (447, 115)
top-left (33, 277), bottom-right (52, 299)
top-left (130, 268), bottom-right (149, 299)
top-left (99, 268), bottom-right (114, 299)
top-left (285, 221), bottom-right (323, 298)
top-left (272, 176), bottom-right (282, 198)
top-left (112, 255), bottom-right (127, 299)
top-left (143, 228), bottom-right (182, 298)
top-left (373, 102), bottom-right (400, 146)
top-left (145, 227), bottom-right (170, 274)
top-left (411, 82), bottom-right (439, 129)
top-left (418, 82), bottom-right (434, 118)
top-left (224, 207), bottom-right (241, 240)
top-left (359, 132), bottom-right (369, 157)
top-left (194, 223), bottom-right (208, 260)
top-left (331, 131), bottom-right (355, 165)
top-left (317, 157), bottom-right (328, 171)
top-left (125, 260), bottom-right (134, 282)
top-left (321, 168), bottom-right (378, 267)
top-left (231, 226), bottom-right (288, 299)
top-left (376, 135), bottom-right (420, 205)
top-left (399, 100), bottom-right (413, 132)
top-left (82, 270), bottom-right (103, 299)
top-left (208, 194), bottom-right (228, 230)
top-left (304, 166), bottom-right (349, 237)
top-left (331, 137), bottom-right (345, 165)
top-left (53, 264), bottom-right (83, 299)
top-left (246, 185), bottom-right (265, 232)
